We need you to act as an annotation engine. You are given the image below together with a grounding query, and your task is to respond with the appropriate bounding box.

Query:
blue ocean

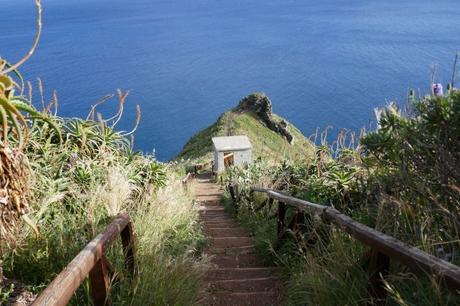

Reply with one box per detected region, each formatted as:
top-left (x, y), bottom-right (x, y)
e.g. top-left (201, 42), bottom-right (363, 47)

top-left (1, 0), bottom-right (459, 160)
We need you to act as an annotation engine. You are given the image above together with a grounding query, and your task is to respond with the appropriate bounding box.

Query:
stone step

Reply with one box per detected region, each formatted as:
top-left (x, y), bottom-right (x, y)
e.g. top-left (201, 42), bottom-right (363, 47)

top-left (195, 174), bottom-right (284, 306)
top-left (203, 222), bottom-right (240, 228)
top-left (200, 213), bottom-right (230, 221)
top-left (199, 209), bottom-right (226, 213)
top-left (202, 222), bottom-right (241, 231)
top-left (204, 268), bottom-right (279, 281)
top-left (199, 213), bottom-right (229, 217)
top-left (201, 292), bottom-right (283, 306)
top-left (210, 237), bottom-right (253, 248)
top-left (207, 245), bottom-right (256, 256)
top-left (203, 220), bottom-right (234, 225)
top-left (200, 215), bottom-right (233, 221)
top-left (207, 277), bottom-right (283, 293)
top-left (204, 228), bottom-right (249, 237)
top-left (198, 204), bottom-right (225, 212)
top-left (198, 201), bottom-right (221, 204)
top-left (202, 216), bottom-right (235, 220)
top-left (200, 200), bottom-right (222, 204)
top-left (210, 254), bottom-right (263, 268)
top-left (198, 207), bottom-right (230, 216)
top-left (203, 222), bottom-right (238, 227)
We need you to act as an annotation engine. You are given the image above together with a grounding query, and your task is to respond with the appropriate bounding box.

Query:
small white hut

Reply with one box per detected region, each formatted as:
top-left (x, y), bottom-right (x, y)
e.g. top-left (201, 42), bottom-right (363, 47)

top-left (212, 136), bottom-right (252, 173)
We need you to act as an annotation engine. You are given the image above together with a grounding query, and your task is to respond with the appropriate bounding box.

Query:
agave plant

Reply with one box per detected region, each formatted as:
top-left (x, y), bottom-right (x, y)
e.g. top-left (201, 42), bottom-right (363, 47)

top-left (0, 0), bottom-right (50, 249)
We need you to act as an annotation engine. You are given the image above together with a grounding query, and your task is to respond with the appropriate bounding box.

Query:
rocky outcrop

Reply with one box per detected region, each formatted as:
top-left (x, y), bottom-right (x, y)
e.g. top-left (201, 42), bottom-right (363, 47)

top-left (235, 93), bottom-right (294, 143)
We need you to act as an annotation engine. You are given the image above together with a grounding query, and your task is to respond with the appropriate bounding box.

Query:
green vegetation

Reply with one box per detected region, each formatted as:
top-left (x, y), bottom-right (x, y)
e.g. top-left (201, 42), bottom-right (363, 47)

top-left (176, 113), bottom-right (229, 162)
top-left (176, 103), bottom-right (314, 163)
top-left (222, 91), bottom-right (460, 305)
top-left (233, 112), bottom-right (314, 161)
top-left (0, 64), bottom-right (207, 304)
top-left (0, 7), bottom-right (207, 302)
top-left (2, 3), bottom-right (459, 305)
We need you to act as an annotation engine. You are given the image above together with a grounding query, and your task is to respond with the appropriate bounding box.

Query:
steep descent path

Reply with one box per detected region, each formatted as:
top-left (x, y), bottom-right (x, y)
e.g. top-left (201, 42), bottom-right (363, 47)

top-left (195, 172), bottom-right (284, 306)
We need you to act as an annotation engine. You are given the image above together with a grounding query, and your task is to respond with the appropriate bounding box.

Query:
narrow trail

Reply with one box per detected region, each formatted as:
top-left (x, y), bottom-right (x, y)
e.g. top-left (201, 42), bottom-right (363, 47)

top-left (225, 111), bottom-right (237, 136)
top-left (195, 172), bottom-right (284, 306)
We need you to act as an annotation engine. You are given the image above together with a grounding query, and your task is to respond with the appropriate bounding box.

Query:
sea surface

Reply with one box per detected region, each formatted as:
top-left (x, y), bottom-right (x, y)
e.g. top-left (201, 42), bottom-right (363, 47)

top-left (1, 0), bottom-right (460, 160)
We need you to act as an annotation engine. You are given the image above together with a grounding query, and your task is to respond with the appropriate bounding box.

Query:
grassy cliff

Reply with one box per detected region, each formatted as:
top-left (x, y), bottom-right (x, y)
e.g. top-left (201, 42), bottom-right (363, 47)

top-left (176, 93), bottom-right (314, 163)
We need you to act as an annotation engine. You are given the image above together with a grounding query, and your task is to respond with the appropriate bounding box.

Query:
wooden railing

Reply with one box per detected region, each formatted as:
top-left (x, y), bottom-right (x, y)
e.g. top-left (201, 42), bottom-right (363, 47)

top-left (181, 160), bottom-right (214, 189)
top-left (228, 185), bottom-right (460, 303)
top-left (32, 211), bottom-right (136, 306)
top-left (181, 172), bottom-right (195, 190)
top-left (193, 160), bottom-right (213, 174)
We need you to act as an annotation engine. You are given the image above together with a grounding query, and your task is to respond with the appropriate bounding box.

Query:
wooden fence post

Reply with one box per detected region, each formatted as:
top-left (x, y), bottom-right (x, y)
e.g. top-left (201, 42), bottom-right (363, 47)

top-left (228, 183), bottom-right (239, 212)
top-left (89, 257), bottom-right (111, 306)
top-left (277, 202), bottom-right (287, 237)
top-left (367, 249), bottom-right (390, 305)
top-left (234, 184), bottom-right (240, 204)
top-left (293, 211), bottom-right (305, 239)
top-left (121, 221), bottom-right (136, 277)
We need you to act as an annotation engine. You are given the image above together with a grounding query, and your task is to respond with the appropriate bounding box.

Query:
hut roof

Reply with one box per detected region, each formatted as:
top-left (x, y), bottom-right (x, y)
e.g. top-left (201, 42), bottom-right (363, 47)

top-left (212, 136), bottom-right (252, 152)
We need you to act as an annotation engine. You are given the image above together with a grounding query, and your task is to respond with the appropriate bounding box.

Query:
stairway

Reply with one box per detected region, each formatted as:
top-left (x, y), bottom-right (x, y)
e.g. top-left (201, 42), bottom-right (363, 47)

top-left (195, 173), bottom-right (284, 306)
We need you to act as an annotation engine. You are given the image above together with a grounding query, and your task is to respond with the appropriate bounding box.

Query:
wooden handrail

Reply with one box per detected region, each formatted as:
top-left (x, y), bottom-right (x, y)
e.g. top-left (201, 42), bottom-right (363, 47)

top-left (230, 186), bottom-right (460, 301)
top-left (193, 160), bottom-right (213, 174)
top-left (32, 211), bottom-right (136, 306)
top-left (181, 172), bottom-right (195, 185)
top-left (181, 172), bottom-right (195, 191)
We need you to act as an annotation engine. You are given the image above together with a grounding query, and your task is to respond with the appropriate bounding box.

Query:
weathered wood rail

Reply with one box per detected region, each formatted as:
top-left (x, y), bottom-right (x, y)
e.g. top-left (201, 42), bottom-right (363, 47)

top-left (193, 160), bottom-right (213, 173)
top-left (181, 161), bottom-right (214, 189)
top-left (228, 185), bottom-right (460, 303)
top-left (32, 211), bottom-right (136, 306)
top-left (181, 172), bottom-right (195, 190)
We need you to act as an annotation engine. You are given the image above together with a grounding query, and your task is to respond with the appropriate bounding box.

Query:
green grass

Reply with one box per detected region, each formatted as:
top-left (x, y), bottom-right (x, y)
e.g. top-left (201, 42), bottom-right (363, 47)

top-left (233, 112), bottom-right (314, 161)
top-left (176, 110), bottom-right (314, 163)
top-left (220, 89), bottom-right (460, 306)
top-left (222, 191), bottom-right (372, 305)
top-left (175, 113), bottom-right (230, 162)
top-left (118, 179), bottom-right (208, 306)
top-left (0, 69), bottom-right (208, 305)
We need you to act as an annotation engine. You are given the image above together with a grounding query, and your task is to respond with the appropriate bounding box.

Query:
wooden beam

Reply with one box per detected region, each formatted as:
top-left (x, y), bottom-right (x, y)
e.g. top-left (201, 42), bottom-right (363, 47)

top-left (121, 221), bottom-right (136, 277)
top-left (367, 249), bottom-right (390, 305)
top-left (326, 208), bottom-right (460, 291)
top-left (252, 187), bottom-right (460, 292)
top-left (252, 188), bottom-right (325, 214)
top-left (89, 257), bottom-right (111, 306)
top-left (32, 212), bottom-right (131, 306)
top-left (277, 202), bottom-right (287, 237)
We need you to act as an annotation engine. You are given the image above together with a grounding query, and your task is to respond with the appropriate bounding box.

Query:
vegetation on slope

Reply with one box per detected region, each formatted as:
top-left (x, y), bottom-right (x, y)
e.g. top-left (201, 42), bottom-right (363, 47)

top-left (0, 70), bottom-right (207, 304)
top-left (0, 5), bottom-right (207, 303)
top-left (222, 90), bottom-right (460, 305)
top-left (176, 93), bottom-right (314, 163)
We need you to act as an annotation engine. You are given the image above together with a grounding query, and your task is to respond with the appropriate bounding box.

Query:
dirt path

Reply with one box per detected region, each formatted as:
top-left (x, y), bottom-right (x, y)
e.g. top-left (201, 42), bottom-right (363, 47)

top-left (195, 172), bottom-right (284, 306)
top-left (225, 112), bottom-right (236, 136)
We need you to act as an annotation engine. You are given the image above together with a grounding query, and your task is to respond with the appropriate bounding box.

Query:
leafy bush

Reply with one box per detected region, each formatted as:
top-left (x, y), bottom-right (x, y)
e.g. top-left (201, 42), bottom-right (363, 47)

top-left (223, 91), bottom-right (460, 305)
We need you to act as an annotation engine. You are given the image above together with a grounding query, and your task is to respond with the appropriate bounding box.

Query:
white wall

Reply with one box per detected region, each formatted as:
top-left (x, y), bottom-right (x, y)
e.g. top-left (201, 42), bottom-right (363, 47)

top-left (214, 149), bottom-right (251, 173)
top-left (234, 149), bottom-right (251, 166)
top-left (214, 150), bottom-right (225, 172)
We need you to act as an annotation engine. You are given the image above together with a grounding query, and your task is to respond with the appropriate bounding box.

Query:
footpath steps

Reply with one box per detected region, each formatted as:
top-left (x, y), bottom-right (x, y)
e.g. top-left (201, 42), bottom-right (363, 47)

top-left (195, 172), bottom-right (284, 306)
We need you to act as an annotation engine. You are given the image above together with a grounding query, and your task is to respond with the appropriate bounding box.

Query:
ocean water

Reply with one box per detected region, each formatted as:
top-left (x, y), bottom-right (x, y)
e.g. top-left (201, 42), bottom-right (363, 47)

top-left (1, 0), bottom-right (459, 160)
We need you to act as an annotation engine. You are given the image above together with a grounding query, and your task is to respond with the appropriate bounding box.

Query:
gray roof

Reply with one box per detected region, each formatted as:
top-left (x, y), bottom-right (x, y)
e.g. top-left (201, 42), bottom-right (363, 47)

top-left (212, 136), bottom-right (252, 152)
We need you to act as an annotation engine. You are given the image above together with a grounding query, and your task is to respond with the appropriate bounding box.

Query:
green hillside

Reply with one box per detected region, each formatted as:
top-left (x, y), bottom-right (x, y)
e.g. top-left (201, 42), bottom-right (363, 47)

top-left (176, 93), bottom-right (314, 163)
